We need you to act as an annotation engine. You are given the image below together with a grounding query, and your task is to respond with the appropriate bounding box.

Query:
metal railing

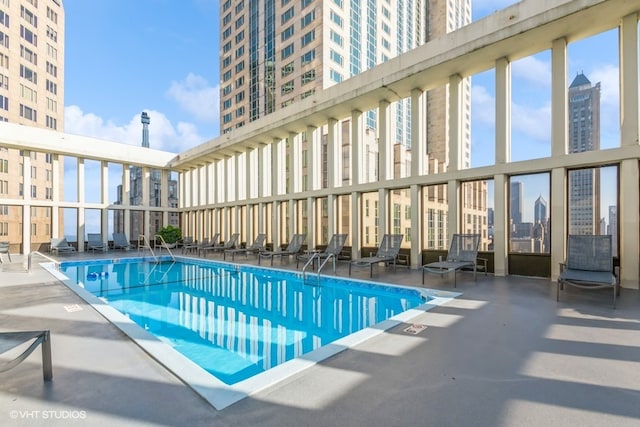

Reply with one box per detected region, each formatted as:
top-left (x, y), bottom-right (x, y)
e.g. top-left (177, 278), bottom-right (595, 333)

top-left (302, 252), bottom-right (337, 280)
top-left (137, 235), bottom-right (158, 263)
top-left (27, 251), bottom-right (60, 272)
top-left (154, 234), bottom-right (176, 262)
top-left (301, 252), bottom-right (320, 280)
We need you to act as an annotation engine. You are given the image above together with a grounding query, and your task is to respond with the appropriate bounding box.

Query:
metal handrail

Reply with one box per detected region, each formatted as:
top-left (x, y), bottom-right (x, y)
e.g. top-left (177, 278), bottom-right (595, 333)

top-left (27, 251), bottom-right (60, 272)
top-left (137, 235), bottom-right (158, 263)
top-left (154, 234), bottom-right (176, 262)
top-left (301, 252), bottom-right (320, 280)
top-left (317, 253), bottom-right (337, 276)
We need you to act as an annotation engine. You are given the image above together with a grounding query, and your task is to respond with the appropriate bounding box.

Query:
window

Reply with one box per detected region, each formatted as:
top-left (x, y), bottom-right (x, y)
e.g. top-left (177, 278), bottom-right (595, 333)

top-left (301, 10), bottom-right (315, 28)
top-left (281, 25), bottom-right (294, 41)
top-left (223, 99), bottom-right (232, 109)
top-left (235, 0), bottom-right (244, 13)
top-left (222, 27), bottom-right (231, 40)
top-left (235, 30), bottom-right (244, 43)
top-left (222, 56), bottom-right (231, 67)
top-left (0, 159), bottom-right (7, 173)
top-left (31, 185), bottom-right (37, 198)
top-left (46, 79), bottom-right (57, 94)
top-left (330, 30), bottom-right (343, 47)
top-left (301, 89), bottom-right (315, 99)
top-left (330, 69), bottom-right (343, 83)
top-left (281, 80), bottom-right (294, 95)
top-left (223, 113), bottom-right (232, 124)
top-left (301, 69), bottom-right (316, 85)
top-left (46, 26), bottom-right (57, 42)
top-left (222, 41), bottom-right (231, 53)
top-left (0, 180), bottom-right (7, 194)
top-left (235, 61), bottom-right (244, 73)
top-left (302, 0), bottom-right (314, 7)
top-left (45, 116), bottom-right (56, 130)
top-left (46, 61), bottom-right (57, 77)
top-left (21, 84), bottom-right (37, 102)
top-left (235, 76), bottom-right (244, 87)
top-left (46, 44), bottom-right (56, 60)
top-left (0, 31), bottom-right (8, 48)
top-left (21, 6), bottom-right (37, 27)
top-left (0, 73), bottom-right (7, 89)
top-left (330, 49), bottom-right (343, 66)
top-left (20, 46), bottom-right (37, 65)
top-left (301, 30), bottom-right (315, 47)
top-left (281, 61), bottom-right (294, 77)
top-left (301, 49), bottom-right (315, 65)
top-left (330, 10), bottom-right (343, 27)
top-left (332, 0), bottom-right (343, 7)
top-left (235, 45), bottom-right (245, 58)
top-left (235, 106), bottom-right (244, 117)
top-left (20, 25), bottom-right (37, 46)
top-left (20, 65), bottom-right (37, 84)
top-left (223, 13), bottom-right (232, 26)
top-left (223, 70), bottom-right (231, 82)
top-left (281, 7), bottom-right (295, 24)
top-left (45, 187), bottom-right (52, 200)
top-left (223, 84), bottom-right (231, 96)
top-left (235, 91), bottom-right (244, 102)
top-left (47, 6), bottom-right (58, 24)
top-left (281, 43), bottom-right (294, 59)
top-left (20, 104), bottom-right (37, 121)
top-left (235, 15), bottom-right (244, 29)
top-left (0, 95), bottom-right (8, 111)
top-left (0, 10), bottom-right (8, 27)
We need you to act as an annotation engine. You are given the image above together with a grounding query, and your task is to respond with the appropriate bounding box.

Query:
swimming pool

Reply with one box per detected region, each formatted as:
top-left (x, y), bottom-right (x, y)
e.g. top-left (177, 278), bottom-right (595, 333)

top-left (49, 256), bottom-right (459, 409)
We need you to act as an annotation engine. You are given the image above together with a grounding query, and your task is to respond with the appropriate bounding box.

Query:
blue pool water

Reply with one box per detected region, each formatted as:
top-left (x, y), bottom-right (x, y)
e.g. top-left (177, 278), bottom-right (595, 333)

top-left (59, 258), bottom-right (428, 385)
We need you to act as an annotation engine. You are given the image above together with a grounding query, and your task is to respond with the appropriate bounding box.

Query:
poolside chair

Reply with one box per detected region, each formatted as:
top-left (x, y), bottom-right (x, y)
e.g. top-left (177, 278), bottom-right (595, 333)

top-left (224, 233), bottom-right (266, 260)
top-left (258, 233), bottom-right (306, 266)
top-left (113, 232), bottom-right (131, 251)
top-left (422, 233), bottom-right (480, 287)
top-left (87, 233), bottom-right (108, 252)
top-left (0, 241), bottom-right (11, 263)
top-left (196, 233), bottom-right (221, 256)
top-left (558, 234), bottom-right (619, 308)
top-left (0, 330), bottom-right (52, 381)
top-left (297, 233), bottom-right (348, 273)
top-left (201, 233), bottom-right (239, 257)
top-left (182, 237), bottom-right (206, 254)
top-left (50, 238), bottom-right (76, 255)
top-left (349, 234), bottom-right (404, 277)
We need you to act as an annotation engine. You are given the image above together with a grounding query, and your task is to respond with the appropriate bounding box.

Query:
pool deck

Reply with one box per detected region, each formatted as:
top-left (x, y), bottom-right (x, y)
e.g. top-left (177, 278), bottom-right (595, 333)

top-left (1, 251), bottom-right (639, 426)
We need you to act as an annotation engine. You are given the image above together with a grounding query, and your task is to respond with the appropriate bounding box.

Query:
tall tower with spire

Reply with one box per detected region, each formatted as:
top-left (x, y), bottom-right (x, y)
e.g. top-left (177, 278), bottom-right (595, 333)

top-left (141, 112), bottom-right (151, 148)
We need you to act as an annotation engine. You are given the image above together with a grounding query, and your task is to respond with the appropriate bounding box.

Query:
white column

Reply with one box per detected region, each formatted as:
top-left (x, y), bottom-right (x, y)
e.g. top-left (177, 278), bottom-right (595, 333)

top-left (550, 168), bottom-right (567, 280)
top-left (378, 100), bottom-right (393, 181)
top-left (22, 151), bottom-right (31, 254)
top-left (307, 126), bottom-right (319, 190)
top-left (620, 13), bottom-right (639, 147)
top-left (51, 154), bottom-right (60, 238)
top-left (271, 139), bottom-right (280, 197)
top-left (411, 89), bottom-right (426, 176)
top-left (307, 197), bottom-right (315, 248)
top-left (257, 144), bottom-right (266, 198)
top-left (123, 165), bottom-right (131, 238)
top-left (77, 158), bottom-right (85, 252)
top-left (410, 184), bottom-right (422, 268)
top-left (551, 39), bottom-right (568, 157)
top-left (448, 74), bottom-right (463, 172)
top-left (495, 57), bottom-right (511, 164)
top-left (327, 118), bottom-right (339, 188)
top-left (493, 174), bottom-right (508, 276)
top-left (101, 161), bottom-right (109, 240)
top-left (351, 110), bottom-right (363, 185)
top-left (619, 159), bottom-right (639, 289)
top-left (447, 179), bottom-right (459, 237)
top-left (351, 192), bottom-right (360, 259)
top-left (142, 167), bottom-right (150, 241)
top-left (378, 188), bottom-right (389, 238)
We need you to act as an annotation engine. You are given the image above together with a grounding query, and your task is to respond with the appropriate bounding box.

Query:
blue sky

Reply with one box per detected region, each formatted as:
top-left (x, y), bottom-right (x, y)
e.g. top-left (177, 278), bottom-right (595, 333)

top-left (61, 0), bottom-right (619, 228)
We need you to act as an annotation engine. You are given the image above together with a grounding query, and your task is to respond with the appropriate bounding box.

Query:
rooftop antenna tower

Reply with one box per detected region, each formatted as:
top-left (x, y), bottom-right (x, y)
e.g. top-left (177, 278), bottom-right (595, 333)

top-left (141, 111), bottom-right (150, 148)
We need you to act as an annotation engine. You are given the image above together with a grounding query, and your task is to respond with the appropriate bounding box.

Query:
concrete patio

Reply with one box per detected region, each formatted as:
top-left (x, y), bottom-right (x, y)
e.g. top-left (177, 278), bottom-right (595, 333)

top-left (1, 253), bottom-right (639, 426)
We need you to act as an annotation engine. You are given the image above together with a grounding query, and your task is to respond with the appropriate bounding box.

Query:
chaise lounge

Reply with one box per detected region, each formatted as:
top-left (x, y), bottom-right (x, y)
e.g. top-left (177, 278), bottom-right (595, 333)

top-left (557, 234), bottom-right (619, 308)
top-left (422, 233), bottom-right (480, 287)
top-left (224, 233), bottom-right (266, 260)
top-left (0, 330), bottom-right (52, 381)
top-left (297, 233), bottom-right (348, 273)
top-left (258, 234), bottom-right (306, 265)
top-left (349, 234), bottom-right (403, 277)
top-left (50, 237), bottom-right (76, 255)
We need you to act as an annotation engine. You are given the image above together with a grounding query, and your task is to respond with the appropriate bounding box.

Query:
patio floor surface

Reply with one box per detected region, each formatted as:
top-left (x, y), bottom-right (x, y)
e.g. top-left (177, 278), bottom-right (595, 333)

top-left (1, 252), bottom-right (639, 426)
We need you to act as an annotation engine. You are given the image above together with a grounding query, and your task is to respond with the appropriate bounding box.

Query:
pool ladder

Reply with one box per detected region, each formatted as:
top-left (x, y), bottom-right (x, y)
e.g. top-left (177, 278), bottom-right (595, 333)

top-left (137, 235), bottom-right (176, 263)
top-left (27, 251), bottom-right (60, 272)
top-left (301, 253), bottom-right (337, 280)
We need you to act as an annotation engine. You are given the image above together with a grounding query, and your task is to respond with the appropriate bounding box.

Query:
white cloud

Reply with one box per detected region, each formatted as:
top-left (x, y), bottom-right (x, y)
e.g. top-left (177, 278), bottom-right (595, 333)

top-left (165, 73), bottom-right (219, 124)
top-left (512, 55), bottom-right (551, 87)
top-left (473, 0), bottom-right (520, 19)
top-left (471, 84), bottom-right (495, 126)
top-left (512, 101), bottom-right (552, 144)
top-left (64, 105), bottom-right (207, 154)
top-left (590, 64), bottom-right (619, 107)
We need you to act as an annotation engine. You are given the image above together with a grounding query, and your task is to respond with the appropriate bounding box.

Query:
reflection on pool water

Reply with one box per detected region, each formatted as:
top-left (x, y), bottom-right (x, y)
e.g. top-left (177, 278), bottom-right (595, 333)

top-left (60, 258), bottom-right (428, 385)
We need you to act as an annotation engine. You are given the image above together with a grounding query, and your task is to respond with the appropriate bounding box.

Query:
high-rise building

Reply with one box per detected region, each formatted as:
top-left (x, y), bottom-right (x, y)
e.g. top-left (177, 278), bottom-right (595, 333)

top-left (510, 181), bottom-right (523, 226)
top-left (219, 0), bottom-right (479, 249)
top-left (534, 195), bottom-right (547, 225)
top-left (568, 72), bottom-right (601, 235)
top-left (0, 0), bottom-right (65, 250)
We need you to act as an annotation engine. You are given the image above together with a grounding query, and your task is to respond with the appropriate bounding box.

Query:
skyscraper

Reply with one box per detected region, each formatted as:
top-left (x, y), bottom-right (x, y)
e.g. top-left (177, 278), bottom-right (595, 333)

top-left (510, 181), bottom-right (523, 226)
top-left (568, 72), bottom-right (601, 235)
top-left (534, 195), bottom-right (547, 225)
top-left (0, 0), bottom-right (65, 250)
top-left (219, 0), bottom-right (478, 249)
